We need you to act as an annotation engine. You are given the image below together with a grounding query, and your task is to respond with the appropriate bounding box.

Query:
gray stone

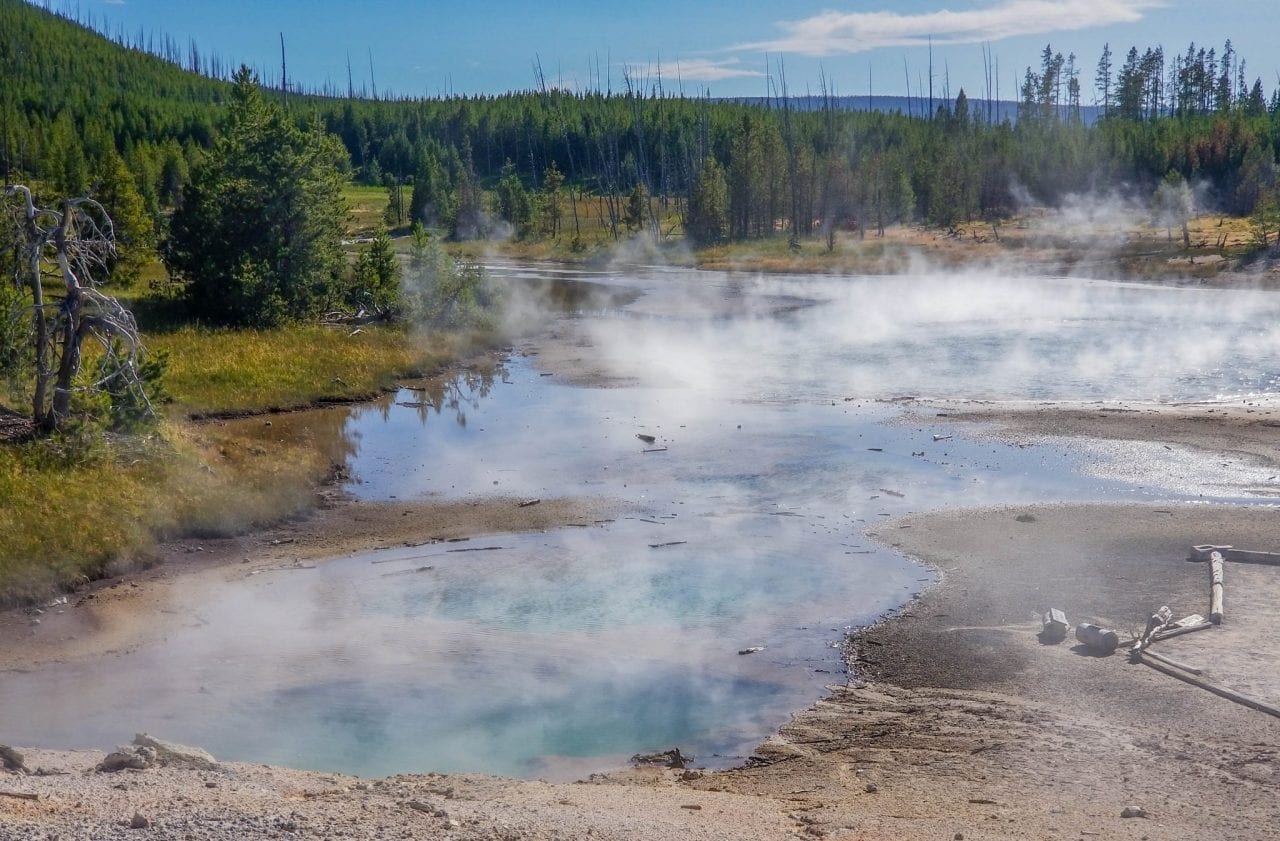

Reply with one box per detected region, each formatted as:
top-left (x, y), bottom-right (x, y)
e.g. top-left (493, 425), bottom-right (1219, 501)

top-left (132, 734), bottom-right (218, 770)
top-left (0, 745), bottom-right (25, 772)
top-left (97, 745), bottom-right (157, 772)
top-left (129, 811), bottom-right (150, 829)
top-left (1120, 806), bottom-right (1148, 819)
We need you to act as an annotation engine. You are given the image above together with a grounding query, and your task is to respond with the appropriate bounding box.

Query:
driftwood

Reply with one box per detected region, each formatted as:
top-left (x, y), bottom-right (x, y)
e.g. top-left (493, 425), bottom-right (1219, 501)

top-left (1138, 648), bottom-right (1203, 675)
top-left (1133, 605), bottom-right (1173, 652)
top-left (1040, 608), bottom-right (1068, 642)
top-left (1209, 551), bottom-right (1225, 624)
top-left (1075, 623), bottom-right (1119, 654)
top-left (1137, 653), bottom-right (1280, 719)
top-left (1190, 544), bottom-right (1280, 566)
top-left (0, 791), bottom-right (38, 801)
top-left (1152, 618), bottom-right (1212, 642)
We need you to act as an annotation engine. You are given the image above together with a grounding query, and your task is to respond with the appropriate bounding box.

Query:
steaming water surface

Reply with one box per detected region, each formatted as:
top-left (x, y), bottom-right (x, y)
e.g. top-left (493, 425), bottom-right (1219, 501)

top-left (4, 266), bottom-right (1280, 778)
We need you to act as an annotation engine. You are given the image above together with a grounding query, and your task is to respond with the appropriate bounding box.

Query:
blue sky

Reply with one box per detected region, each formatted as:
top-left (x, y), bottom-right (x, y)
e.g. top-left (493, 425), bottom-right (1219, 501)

top-left (82, 1), bottom-right (1276, 102)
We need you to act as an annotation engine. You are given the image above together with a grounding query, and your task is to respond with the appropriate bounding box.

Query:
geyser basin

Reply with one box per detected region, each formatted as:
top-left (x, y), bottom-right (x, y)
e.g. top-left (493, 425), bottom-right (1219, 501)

top-left (3, 267), bottom-right (1278, 778)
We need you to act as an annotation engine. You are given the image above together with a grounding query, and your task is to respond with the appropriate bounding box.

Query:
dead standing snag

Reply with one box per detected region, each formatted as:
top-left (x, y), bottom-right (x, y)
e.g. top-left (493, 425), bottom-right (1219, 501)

top-left (3, 185), bottom-right (152, 431)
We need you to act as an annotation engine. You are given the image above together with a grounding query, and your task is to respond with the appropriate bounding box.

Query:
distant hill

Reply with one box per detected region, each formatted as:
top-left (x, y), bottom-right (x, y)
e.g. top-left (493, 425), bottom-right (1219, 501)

top-left (724, 95), bottom-right (1102, 126)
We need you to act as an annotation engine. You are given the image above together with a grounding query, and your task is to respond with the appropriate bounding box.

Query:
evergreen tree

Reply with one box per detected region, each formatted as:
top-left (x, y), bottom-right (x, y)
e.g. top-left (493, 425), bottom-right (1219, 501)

top-left (164, 67), bottom-right (349, 326)
top-left (686, 156), bottom-right (728, 245)
top-left (91, 150), bottom-right (153, 286)
top-left (541, 161), bottom-right (565, 238)
top-left (350, 227), bottom-right (400, 315)
top-left (493, 159), bottom-right (534, 238)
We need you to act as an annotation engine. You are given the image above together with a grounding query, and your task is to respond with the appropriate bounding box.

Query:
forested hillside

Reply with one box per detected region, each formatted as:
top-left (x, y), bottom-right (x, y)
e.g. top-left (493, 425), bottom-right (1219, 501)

top-left (3, 0), bottom-right (1280, 247)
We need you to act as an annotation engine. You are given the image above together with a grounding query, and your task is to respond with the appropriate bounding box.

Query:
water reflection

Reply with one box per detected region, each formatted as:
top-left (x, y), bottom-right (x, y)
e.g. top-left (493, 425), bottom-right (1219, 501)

top-left (3, 269), bottom-right (1278, 780)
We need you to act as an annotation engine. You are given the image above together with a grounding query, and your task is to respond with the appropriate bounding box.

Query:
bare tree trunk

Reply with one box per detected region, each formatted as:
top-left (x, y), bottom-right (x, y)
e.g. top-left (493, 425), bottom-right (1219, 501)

top-left (4, 186), bottom-right (152, 432)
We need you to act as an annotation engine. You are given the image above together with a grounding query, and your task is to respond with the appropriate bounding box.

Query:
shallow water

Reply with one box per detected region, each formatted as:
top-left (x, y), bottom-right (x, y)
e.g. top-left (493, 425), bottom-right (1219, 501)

top-left (4, 266), bottom-right (1279, 779)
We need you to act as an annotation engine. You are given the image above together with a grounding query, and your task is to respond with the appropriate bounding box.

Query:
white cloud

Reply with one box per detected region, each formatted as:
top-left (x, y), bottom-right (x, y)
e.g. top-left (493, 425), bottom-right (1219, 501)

top-left (738, 0), bottom-right (1163, 57)
top-left (631, 57), bottom-right (765, 83)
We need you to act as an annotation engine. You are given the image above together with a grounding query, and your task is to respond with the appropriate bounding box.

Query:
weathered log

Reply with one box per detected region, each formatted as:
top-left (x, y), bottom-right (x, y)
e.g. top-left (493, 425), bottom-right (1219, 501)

top-left (1135, 605), bottom-right (1173, 651)
top-left (1075, 623), bottom-right (1119, 654)
top-left (0, 790), bottom-right (38, 801)
top-left (1209, 551), bottom-right (1225, 624)
top-left (1151, 619), bottom-right (1212, 643)
top-left (1138, 655), bottom-right (1280, 719)
top-left (1136, 648), bottom-right (1203, 675)
top-left (1190, 544), bottom-right (1280, 566)
top-left (1040, 608), bottom-right (1068, 642)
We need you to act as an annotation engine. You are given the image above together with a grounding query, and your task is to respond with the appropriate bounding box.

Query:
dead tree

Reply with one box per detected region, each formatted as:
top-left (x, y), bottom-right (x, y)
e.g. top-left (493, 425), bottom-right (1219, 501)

top-left (4, 185), bottom-right (152, 431)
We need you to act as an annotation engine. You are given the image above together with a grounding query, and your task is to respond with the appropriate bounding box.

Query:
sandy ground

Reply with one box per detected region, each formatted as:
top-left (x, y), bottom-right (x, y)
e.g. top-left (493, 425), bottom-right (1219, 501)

top-left (4, 338), bottom-right (1280, 839)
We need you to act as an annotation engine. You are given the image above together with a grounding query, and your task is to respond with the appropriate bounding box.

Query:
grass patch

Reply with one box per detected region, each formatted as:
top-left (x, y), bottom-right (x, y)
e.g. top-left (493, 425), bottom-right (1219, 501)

top-left (151, 323), bottom-right (492, 416)
top-left (344, 184), bottom-right (390, 238)
top-left (0, 422), bottom-right (330, 603)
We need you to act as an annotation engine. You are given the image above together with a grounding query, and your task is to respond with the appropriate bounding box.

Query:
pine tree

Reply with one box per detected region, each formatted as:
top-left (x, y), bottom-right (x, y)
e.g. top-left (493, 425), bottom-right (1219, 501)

top-left (686, 156), bottom-right (728, 245)
top-left (164, 67), bottom-right (348, 326)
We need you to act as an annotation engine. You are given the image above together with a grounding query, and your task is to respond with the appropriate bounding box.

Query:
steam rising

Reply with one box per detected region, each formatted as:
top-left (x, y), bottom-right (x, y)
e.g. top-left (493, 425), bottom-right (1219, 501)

top-left (5, 233), bottom-right (1280, 779)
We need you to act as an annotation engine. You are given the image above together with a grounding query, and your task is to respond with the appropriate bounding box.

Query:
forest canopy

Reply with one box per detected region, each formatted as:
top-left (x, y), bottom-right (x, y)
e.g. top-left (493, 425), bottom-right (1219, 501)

top-left (2, 0), bottom-right (1279, 252)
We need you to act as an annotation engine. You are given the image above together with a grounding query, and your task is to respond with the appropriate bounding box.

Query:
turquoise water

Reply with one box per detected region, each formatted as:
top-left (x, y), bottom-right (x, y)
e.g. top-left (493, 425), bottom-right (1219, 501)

top-left (3, 268), bottom-right (1278, 779)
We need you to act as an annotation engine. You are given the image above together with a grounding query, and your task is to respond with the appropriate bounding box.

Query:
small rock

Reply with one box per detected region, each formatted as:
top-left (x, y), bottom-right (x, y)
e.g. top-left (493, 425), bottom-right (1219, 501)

top-left (864, 782), bottom-right (879, 793)
top-left (681, 770), bottom-right (704, 781)
top-left (738, 646), bottom-right (765, 655)
top-left (98, 745), bottom-right (157, 772)
top-left (1121, 806), bottom-right (1148, 819)
top-left (129, 812), bottom-right (150, 829)
top-left (406, 800), bottom-right (435, 814)
top-left (0, 745), bottom-right (26, 772)
top-left (955, 834), bottom-right (965, 840)
top-left (132, 734), bottom-right (218, 771)
top-left (446, 819), bottom-right (461, 829)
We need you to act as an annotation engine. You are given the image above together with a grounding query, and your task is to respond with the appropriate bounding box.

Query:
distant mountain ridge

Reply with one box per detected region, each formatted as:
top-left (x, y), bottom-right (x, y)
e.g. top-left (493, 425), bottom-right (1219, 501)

top-left (723, 95), bottom-right (1102, 125)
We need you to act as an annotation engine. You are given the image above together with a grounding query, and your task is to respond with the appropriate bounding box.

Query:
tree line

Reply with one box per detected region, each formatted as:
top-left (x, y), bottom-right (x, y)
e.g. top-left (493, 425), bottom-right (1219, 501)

top-left (3, 0), bottom-right (1280, 255)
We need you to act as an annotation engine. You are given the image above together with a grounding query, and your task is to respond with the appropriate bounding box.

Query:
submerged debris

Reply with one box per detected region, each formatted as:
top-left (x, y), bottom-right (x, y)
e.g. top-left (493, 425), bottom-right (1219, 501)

top-left (631, 748), bottom-right (691, 769)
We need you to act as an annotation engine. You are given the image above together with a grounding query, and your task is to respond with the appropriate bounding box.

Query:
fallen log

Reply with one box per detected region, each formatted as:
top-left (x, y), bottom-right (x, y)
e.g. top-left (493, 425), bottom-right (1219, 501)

top-left (1152, 619), bottom-right (1212, 642)
top-left (1137, 654), bottom-right (1280, 719)
top-left (1075, 623), bottom-right (1119, 654)
top-left (1190, 544), bottom-right (1280, 565)
top-left (0, 791), bottom-right (38, 801)
top-left (1135, 648), bottom-right (1203, 675)
top-left (1209, 551), bottom-right (1225, 624)
top-left (1134, 605), bottom-right (1173, 651)
top-left (1040, 608), bottom-right (1069, 642)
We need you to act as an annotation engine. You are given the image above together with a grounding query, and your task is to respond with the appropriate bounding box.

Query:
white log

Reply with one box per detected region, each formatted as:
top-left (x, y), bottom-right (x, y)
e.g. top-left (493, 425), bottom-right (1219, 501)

top-left (1138, 655), bottom-right (1280, 719)
top-left (1209, 551), bottom-right (1225, 624)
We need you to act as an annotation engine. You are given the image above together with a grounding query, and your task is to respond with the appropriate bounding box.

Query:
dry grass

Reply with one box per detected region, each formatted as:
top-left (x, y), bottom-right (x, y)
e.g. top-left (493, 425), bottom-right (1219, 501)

top-left (151, 323), bottom-right (490, 415)
top-left (0, 301), bottom-right (500, 601)
top-left (0, 421), bottom-right (329, 603)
